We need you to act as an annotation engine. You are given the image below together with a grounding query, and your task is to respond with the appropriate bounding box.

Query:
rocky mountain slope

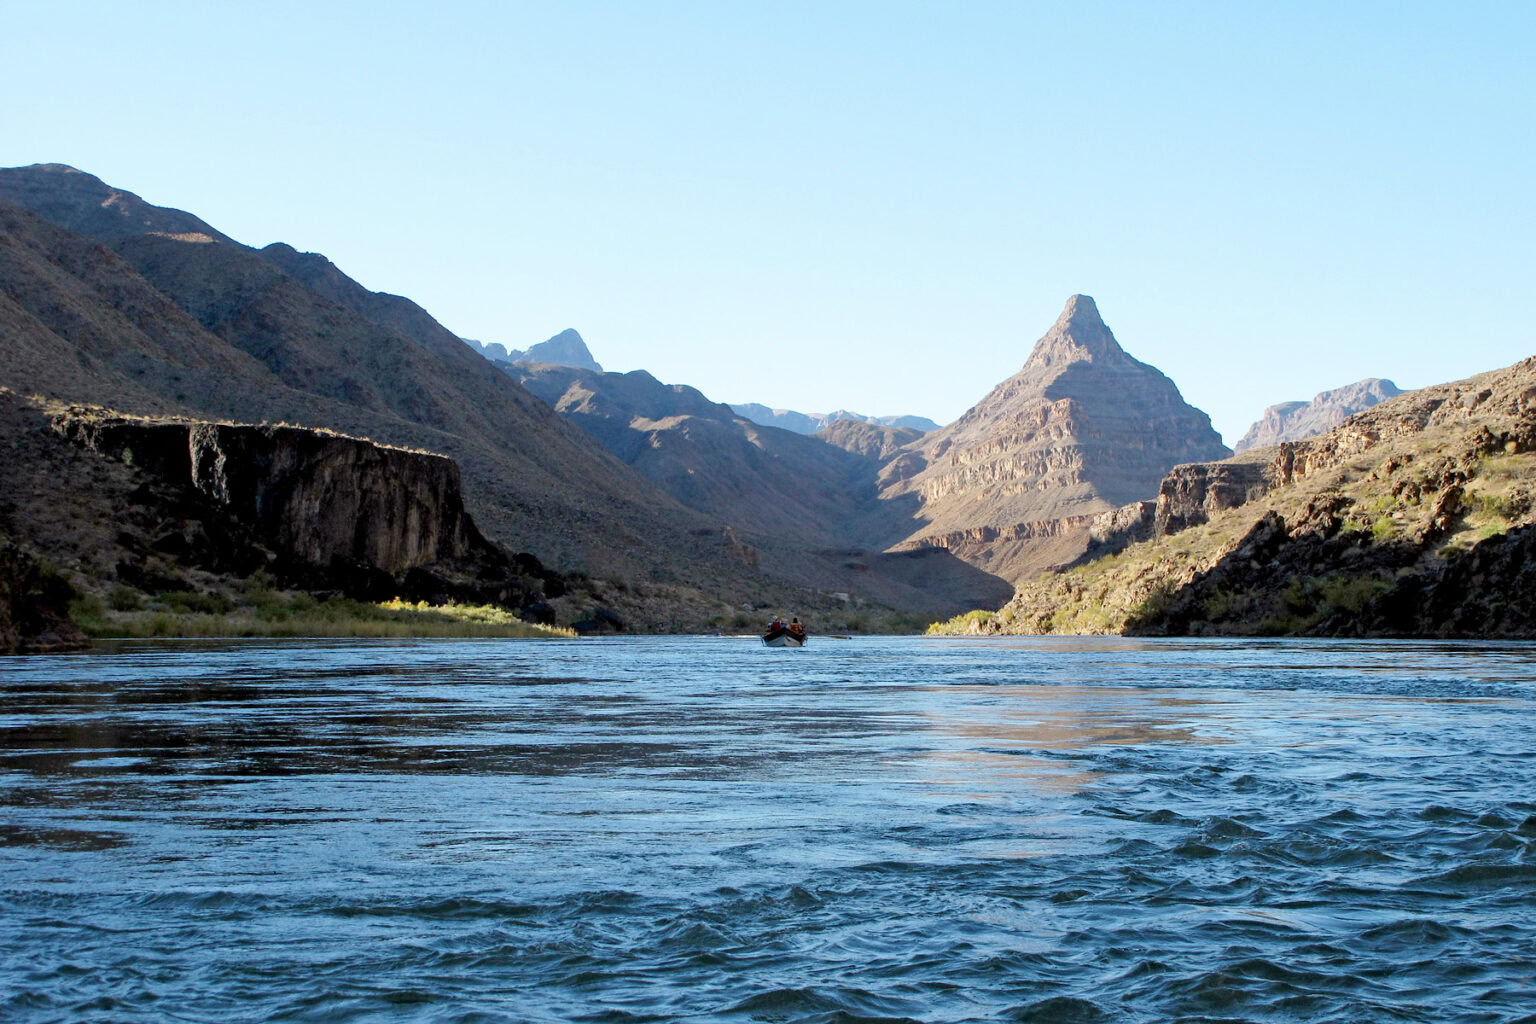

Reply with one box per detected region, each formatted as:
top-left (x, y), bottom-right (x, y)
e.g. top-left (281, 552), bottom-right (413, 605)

top-left (937, 357), bottom-right (1536, 637)
top-left (815, 419), bottom-right (925, 461)
top-left (1234, 378), bottom-right (1403, 453)
top-left (880, 295), bottom-right (1230, 582)
top-left (0, 164), bottom-right (757, 592)
top-left (730, 403), bottom-right (940, 435)
top-left (509, 362), bottom-right (1009, 616)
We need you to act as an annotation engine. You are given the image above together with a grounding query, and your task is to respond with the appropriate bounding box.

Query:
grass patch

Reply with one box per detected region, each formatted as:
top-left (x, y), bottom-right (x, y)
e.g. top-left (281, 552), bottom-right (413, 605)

top-left (80, 592), bottom-right (574, 639)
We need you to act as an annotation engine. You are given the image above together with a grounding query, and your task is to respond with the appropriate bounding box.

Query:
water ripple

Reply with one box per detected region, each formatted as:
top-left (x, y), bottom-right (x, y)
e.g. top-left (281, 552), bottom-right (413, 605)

top-left (2, 636), bottom-right (1535, 1021)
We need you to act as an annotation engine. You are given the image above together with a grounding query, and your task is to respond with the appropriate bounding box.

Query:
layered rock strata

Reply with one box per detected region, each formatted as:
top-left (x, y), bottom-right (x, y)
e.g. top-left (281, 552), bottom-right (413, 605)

top-left (882, 295), bottom-right (1230, 581)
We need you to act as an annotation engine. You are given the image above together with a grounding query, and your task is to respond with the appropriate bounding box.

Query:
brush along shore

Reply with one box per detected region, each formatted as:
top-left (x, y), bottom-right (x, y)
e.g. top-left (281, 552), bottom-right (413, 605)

top-left (71, 590), bottom-right (575, 640)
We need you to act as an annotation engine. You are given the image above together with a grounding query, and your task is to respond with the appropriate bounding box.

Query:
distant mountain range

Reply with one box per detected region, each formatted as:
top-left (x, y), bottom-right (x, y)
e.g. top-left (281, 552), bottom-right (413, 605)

top-left (729, 404), bottom-right (941, 435)
top-left (504, 293), bottom-right (1232, 592)
top-left (1233, 378), bottom-right (1404, 453)
top-left (458, 333), bottom-right (938, 436)
top-left (505, 362), bottom-right (1007, 614)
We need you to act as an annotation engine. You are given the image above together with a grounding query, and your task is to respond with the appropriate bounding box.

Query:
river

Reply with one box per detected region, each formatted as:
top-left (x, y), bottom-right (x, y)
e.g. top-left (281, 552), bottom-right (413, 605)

top-left (2, 636), bottom-right (1534, 1022)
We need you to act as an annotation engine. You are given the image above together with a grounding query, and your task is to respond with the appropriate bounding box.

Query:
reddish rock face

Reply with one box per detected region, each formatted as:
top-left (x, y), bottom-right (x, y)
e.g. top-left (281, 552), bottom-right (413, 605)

top-left (883, 295), bottom-right (1230, 582)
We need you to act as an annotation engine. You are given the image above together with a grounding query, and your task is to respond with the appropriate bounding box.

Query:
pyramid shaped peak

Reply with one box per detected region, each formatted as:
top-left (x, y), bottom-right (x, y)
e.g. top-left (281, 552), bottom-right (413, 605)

top-left (517, 328), bottom-right (603, 372)
top-left (1057, 293), bottom-right (1102, 327)
top-left (1024, 294), bottom-right (1127, 371)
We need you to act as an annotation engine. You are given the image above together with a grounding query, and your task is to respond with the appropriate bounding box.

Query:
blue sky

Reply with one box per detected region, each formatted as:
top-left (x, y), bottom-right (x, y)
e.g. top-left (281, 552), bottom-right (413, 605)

top-left (5, 1), bottom-right (1532, 444)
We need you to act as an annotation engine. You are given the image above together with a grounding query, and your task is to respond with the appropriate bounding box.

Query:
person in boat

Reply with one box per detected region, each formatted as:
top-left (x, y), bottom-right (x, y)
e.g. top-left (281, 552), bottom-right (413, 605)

top-left (788, 617), bottom-right (805, 639)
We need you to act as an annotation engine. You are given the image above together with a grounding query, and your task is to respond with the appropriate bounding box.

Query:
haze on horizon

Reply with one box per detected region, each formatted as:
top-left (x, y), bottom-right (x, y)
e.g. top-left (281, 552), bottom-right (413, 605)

top-left (5, 1), bottom-right (1532, 445)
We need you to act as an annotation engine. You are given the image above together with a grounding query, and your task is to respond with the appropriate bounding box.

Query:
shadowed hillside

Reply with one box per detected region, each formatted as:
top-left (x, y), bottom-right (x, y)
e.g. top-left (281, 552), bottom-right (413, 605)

top-left (510, 362), bottom-right (1012, 616)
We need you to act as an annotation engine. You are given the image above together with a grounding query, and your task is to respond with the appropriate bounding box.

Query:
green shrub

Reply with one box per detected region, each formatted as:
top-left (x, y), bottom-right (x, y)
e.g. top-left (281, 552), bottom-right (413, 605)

top-left (158, 590), bottom-right (236, 615)
top-left (107, 585), bottom-right (145, 611)
top-left (1201, 587), bottom-right (1239, 621)
top-left (1316, 575), bottom-right (1389, 616)
top-left (68, 592), bottom-right (108, 632)
top-left (1476, 493), bottom-right (1515, 520)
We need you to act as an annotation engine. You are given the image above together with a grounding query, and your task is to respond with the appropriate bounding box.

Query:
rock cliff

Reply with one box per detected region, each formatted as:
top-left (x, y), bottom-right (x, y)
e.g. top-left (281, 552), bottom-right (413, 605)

top-left (54, 416), bottom-right (481, 571)
top-left (1234, 378), bottom-right (1404, 453)
top-left (882, 295), bottom-right (1230, 581)
top-left (0, 387), bottom-right (565, 623)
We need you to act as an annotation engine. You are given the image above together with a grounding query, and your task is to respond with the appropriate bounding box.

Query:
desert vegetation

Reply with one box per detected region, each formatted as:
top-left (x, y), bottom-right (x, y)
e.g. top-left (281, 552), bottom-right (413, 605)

top-left (68, 579), bottom-right (574, 640)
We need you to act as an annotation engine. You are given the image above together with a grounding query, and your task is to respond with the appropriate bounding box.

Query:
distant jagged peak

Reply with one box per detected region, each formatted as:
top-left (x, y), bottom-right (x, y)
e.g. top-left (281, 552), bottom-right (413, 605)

top-left (517, 328), bottom-right (603, 373)
top-left (1023, 293), bottom-right (1132, 372)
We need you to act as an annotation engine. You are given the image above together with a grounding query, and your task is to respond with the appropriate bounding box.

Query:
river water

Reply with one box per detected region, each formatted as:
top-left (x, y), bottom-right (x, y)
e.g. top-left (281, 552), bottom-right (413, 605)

top-left (2, 636), bottom-right (1534, 1023)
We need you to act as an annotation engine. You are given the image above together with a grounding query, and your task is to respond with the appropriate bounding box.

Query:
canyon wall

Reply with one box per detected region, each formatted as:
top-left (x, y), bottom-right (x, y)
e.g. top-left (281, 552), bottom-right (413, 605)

top-left (54, 416), bottom-right (479, 571)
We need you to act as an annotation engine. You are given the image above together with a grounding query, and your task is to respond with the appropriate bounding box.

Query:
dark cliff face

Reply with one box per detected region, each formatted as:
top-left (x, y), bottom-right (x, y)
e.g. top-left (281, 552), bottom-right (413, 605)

top-left (55, 417), bottom-right (478, 571)
top-left (23, 404), bottom-right (565, 613)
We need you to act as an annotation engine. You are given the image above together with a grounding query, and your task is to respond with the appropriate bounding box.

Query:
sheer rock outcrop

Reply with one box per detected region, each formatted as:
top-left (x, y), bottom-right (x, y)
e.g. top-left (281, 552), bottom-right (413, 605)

top-left (28, 401), bottom-right (565, 612)
top-left (54, 416), bottom-right (480, 570)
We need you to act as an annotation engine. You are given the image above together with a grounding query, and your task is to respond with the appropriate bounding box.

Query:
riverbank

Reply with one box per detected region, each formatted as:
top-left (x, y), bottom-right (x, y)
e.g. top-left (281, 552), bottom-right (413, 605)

top-left (68, 591), bottom-right (575, 640)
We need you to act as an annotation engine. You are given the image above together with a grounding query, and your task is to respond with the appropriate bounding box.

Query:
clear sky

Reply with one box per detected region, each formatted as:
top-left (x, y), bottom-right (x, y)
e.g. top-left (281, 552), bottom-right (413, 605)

top-left (5, 1), bottom-right (1533, 444)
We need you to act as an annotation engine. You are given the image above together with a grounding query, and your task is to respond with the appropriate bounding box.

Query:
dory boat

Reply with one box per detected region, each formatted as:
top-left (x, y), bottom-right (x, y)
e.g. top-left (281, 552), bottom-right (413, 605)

top-left (762, 623), bottom-right (806, 647)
